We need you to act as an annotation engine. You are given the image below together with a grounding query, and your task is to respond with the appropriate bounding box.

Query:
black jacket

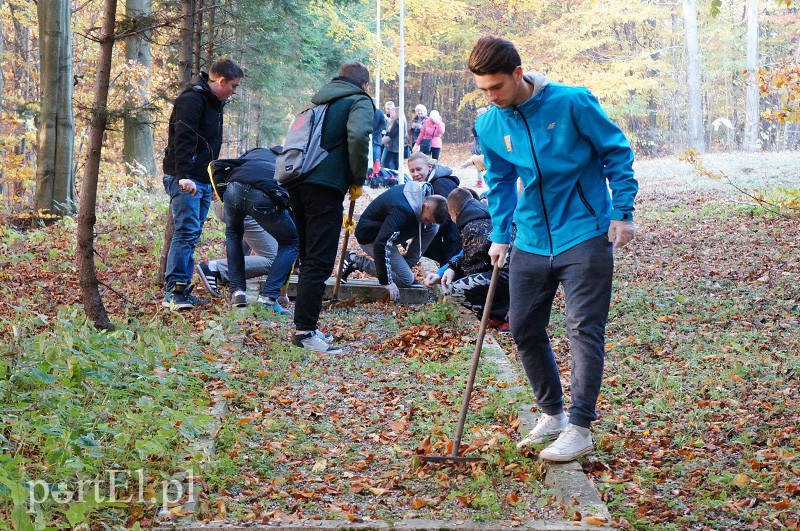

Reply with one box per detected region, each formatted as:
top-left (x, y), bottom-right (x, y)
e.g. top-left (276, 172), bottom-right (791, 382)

top-left (163, 73), bottom-right (224, 184)
top-left (211, 147), bottom-right (289, 209)
top-left (372, 108), bottom-right (387, 145)
top-left (355, 181), bottom-right (432, 284)
top-left (422, 165), bottom-right (462, 263)
top-left (449, 199), bottom-right (493, 278)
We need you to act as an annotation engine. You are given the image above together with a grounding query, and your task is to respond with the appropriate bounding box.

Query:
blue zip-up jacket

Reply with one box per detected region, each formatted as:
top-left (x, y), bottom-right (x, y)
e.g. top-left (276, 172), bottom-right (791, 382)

top-left (476, 73), bottom-right (638, 257)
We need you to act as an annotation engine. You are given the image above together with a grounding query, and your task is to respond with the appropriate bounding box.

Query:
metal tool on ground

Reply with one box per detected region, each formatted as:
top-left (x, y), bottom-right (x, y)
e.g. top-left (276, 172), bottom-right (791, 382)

top-left (420, 263), bottom-right (501, 464)
top-left (332, 199), bottom-right (357, 300)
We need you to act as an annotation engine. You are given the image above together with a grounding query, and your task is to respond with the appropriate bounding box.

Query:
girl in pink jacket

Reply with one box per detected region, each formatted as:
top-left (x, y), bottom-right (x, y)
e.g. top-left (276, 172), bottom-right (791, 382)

top-left (415, 110), bottom-right (445, 160)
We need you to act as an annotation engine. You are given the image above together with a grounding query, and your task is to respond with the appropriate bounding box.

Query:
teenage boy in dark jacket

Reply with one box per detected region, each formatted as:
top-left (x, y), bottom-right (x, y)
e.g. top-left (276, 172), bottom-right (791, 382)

top-left (288, 62), bottom-right (374, 354)
top-left (211, 147), bottom-right (299, 314)
top-left (439, 187), bottom-right (510, 325)
top-left (342, 181), bottom-right (449, 300)
top-left (162, 59), bottom-right (244, 309)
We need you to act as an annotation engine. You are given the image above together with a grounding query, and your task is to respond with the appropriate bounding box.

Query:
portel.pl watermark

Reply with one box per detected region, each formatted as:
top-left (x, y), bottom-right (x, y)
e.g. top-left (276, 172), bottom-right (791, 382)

top-left (26, 469), bottom-right (195, 513)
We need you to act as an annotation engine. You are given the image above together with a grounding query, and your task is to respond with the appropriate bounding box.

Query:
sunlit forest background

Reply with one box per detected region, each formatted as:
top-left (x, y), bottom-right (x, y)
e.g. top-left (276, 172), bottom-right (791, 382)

top-left (0, 0), bottom-right (798, 216)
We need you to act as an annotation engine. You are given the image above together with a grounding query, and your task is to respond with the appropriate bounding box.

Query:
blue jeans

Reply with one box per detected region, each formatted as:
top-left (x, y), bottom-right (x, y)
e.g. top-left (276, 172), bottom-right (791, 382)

top-left (223, 181), bottom-right (299, 299)
top-left (372, 143), bottom-right (383, 166)
top-left (163, 175), bottom-right (212, 291)
top-left (509, 236), bottom-right (614, 428)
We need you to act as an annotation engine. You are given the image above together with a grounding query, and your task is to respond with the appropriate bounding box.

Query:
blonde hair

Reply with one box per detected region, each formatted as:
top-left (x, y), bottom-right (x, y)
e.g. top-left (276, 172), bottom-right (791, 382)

top-left (408, 151), bottom-right (436, 166)
top-left (429, 110), bottom-right (442, 123)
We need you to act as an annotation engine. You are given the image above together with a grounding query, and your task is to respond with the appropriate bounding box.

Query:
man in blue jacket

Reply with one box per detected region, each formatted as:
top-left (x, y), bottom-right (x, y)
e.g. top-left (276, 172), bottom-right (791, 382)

top-left (469, 36), bottom-right (638, 462)
top-left (162, 59), bottom-right (244, 309)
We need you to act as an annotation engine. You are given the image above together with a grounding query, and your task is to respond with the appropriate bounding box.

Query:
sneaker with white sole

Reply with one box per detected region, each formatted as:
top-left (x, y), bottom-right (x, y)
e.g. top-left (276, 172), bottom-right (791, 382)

top-left (539, 424), bottom-right (593, 462)
top-left (292, 332), bottom-right (342, 354)
top-left (315, 329), bottom-right (333, 343)
top-left (340, 252), bottom-right (358, 283)
top-left (516, 412), bottom-right (568, 449)
top-left (257, 296), bottom-right (292, 316)
top-left (162, 282), bottom-right (194, 310)
top-left (231, 290), bottom-right (248, 308)
top-left (195, 261), bottom-right (222, 298)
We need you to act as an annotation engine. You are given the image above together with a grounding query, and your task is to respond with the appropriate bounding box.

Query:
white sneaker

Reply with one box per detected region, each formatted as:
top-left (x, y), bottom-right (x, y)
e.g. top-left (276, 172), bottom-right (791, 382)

top-left (315, 329), bottom-right (334, 343)
top-left (539, 425), bottom-right (593, 462)
top-left (292, 332), bottom-right (342, 354)
top-left (516, 412), bottom-right (568, 448)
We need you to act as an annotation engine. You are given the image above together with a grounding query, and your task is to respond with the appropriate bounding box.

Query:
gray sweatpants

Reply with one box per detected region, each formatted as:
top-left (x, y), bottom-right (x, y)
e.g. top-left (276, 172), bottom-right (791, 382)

top-left (210, 199), bottom-right (278, 283)
top-left (355, 230), bottom-right (436, 287)
top-left (509, 235), bottom-right (614, 429)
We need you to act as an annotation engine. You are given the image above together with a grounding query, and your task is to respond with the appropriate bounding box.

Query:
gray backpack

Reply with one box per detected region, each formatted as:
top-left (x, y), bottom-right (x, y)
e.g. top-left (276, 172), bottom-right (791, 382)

top-left (275, 103), bottom-right (334, 185)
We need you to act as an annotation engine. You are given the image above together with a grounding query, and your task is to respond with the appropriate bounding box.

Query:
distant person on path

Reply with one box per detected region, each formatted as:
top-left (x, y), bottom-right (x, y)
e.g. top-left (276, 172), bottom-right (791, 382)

top-left (415, 110), bottom-right (445, 160)
top-left (372, 102), bottom-right (388, 166)
top-left (471, 106), bottom-right (489, 187)
top-left (407, 152), bottom-right (462, 265)
top-left (469, 36), bottom-right (638, 462)
top-left (340, 181), bottom-right (448, 300)
top-left (381, 106), bottom-right (404, 171)
top-left (409, 104), bottom-right (428, 146)
top-left (210, 147), bottom-right (299, 314)
top-left (288, 61), bottom-right (374, 353)
top-left (162, 59), bottom-right (244, 309)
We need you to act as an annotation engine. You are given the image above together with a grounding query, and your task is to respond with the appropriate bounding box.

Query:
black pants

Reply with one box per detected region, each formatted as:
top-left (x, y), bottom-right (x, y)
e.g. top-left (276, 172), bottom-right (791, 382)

top-left (288, 183), bottom-right (344, 331)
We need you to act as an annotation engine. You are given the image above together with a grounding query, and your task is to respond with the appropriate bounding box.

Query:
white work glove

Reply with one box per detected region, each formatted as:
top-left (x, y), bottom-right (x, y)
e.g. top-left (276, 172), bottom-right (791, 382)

top-left (385, 282), bottom-right (400, 302)
top-left (608, 220), bottom-right (636, 251)
top-left (178, 178), bottom-right (198, 196)
top-left (488, 243), bottom-right (509, 268)
top-left (424, 273), bottom-right (441, 287)
top-left (441, 269), bottom-right (455, 293)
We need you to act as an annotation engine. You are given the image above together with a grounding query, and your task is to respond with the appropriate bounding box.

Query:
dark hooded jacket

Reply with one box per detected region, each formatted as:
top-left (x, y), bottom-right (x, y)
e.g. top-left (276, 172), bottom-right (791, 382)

top-left (448, 198), bottom-right (493, 278)
top-left (355, 181), bottom-right (434, 285)
top-left (422, 165), bottom-right (462, 263)
top-left (211, 147), bottom-right (289, 209)
top-left (299, 77), bottom-right (375, 194)
top-left (163, 73), bottom-right (224, 184)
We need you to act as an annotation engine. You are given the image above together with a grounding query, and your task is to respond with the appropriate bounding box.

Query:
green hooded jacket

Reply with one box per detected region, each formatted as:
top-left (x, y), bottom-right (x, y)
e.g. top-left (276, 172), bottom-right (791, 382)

top-left (300, 78), bottom-right (374, 195)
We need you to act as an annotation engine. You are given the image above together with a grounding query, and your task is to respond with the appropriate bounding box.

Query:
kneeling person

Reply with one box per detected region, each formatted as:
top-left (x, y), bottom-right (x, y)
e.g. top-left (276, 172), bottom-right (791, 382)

top-left (440, 187), bottom-right (510, 325)
top-left (213, 147), bottom-right (299, 313)
top-left (342, 181), bottom-right (448, 300)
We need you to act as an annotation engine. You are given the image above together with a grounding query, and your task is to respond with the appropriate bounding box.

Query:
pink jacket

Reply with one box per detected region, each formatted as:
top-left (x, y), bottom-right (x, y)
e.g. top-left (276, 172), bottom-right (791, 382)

top-left (415, 118), bottom-right (445, 149)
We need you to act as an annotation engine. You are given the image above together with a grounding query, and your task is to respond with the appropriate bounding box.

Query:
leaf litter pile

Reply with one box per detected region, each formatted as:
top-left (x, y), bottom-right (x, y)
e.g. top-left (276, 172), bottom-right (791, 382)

top-left (199, 301), bottom-right (561, 524)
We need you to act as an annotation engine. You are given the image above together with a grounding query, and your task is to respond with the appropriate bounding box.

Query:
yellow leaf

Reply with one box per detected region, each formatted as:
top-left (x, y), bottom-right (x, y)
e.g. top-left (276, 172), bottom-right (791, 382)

top-left (731, 473), bottom-right (750, 488)
top-left (584, 515), bottom-right (608, 525)
top-left (312, 459), bottom-right (327, 473)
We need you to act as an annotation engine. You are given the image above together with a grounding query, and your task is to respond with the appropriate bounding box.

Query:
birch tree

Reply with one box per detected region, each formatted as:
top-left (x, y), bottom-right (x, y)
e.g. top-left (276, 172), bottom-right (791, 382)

top-left (123, 0), bottom-right (157, 177)
top-left (683, 0), bottom-right (705, 152)
top-left (35, 0), bottom-right (76, 215)
top-left (744, 0), bottom-right (760, 151)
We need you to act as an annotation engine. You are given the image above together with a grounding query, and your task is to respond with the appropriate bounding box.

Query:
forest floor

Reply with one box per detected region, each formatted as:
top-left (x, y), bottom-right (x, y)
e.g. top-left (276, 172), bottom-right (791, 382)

top-left (0, 147), bottom-right (799, 529)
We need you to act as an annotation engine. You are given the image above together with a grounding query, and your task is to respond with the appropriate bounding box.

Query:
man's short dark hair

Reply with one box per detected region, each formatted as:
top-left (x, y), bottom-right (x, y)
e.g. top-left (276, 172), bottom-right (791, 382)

top-left (425, 195), bottom-right (449, 225)
top-left (469, 36), bottom-right (521, 76)
top-left (339, 62), bottom-right (370, 86)
top-left (210, 59), bottom-right (244, 81)
top-left (447, 187), bottom-right (475, 215)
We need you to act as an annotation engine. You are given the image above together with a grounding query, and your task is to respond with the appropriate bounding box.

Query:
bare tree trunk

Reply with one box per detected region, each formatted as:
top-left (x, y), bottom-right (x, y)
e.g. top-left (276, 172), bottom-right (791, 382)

top-left (35, 0), bottom-right (76, 216)
top-left (157, 0), bottom-right (196, 284)
top-left (744, 0), bottom-right (760, 151)
top-left (206, 3), bottom-right (215, 64)
top-left (178, 0), bottom-right (195, 83)
top-left (683, 0), bottom-right (705, 153)
top-left (123, 0), bottom-right (157, 178)
top-left (77, 0), bottom-right (118, 331)
top-left (194, 0), bottom-right (204, 73)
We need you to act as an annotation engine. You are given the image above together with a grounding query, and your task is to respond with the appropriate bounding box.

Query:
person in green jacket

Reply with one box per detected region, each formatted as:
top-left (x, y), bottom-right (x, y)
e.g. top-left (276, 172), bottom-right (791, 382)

top-left (469, 36), bottom-right (638, 462)
top-left (287, 61), bottom-right (374, 354)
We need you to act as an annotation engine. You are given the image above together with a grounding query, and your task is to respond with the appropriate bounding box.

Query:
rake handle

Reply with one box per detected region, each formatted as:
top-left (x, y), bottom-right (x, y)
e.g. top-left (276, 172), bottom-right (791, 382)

top-left (450, 263), bottom-right (502, 458)
top-left (333, 200), bottom-right (357, 300)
